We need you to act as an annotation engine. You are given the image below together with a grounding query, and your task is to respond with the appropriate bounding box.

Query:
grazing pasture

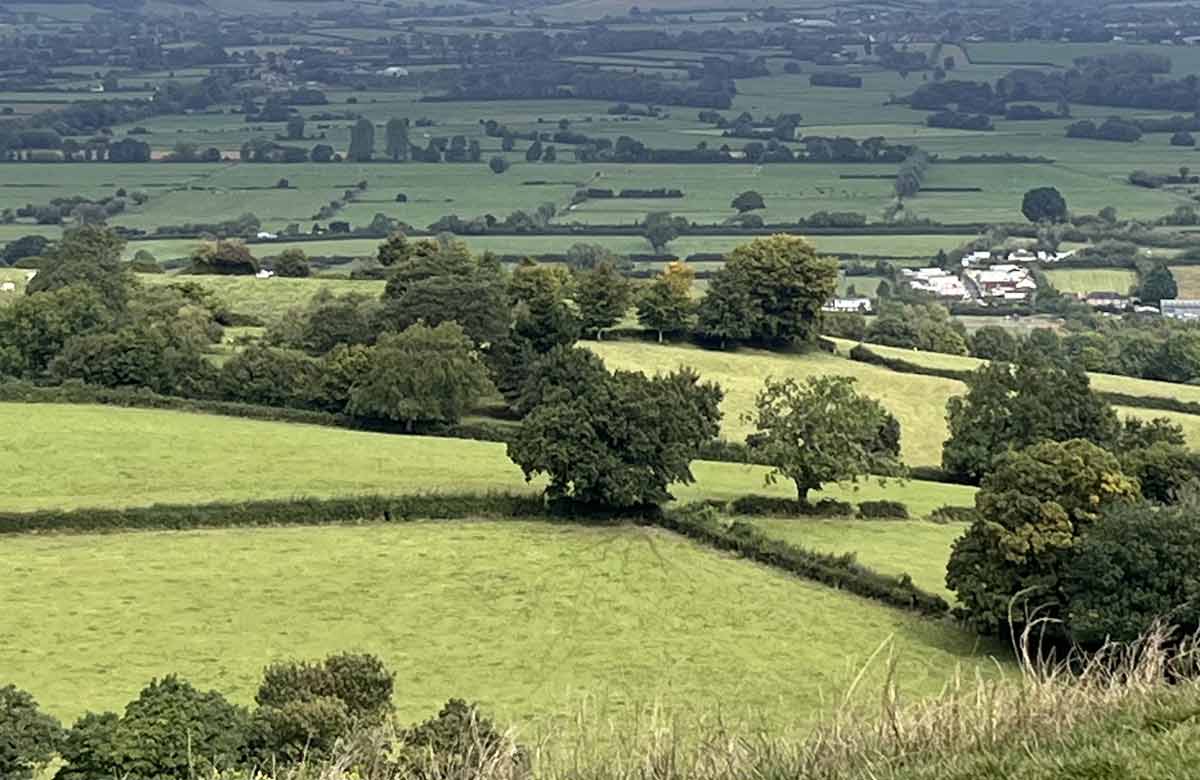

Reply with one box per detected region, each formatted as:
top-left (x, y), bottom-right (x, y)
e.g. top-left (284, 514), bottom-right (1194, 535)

top-left (1044, 268), bottom-right (1138, 295)
top-left (0, 521), bottom-right (998, 728)
top-left (0, 403), bottom-right (974, 514)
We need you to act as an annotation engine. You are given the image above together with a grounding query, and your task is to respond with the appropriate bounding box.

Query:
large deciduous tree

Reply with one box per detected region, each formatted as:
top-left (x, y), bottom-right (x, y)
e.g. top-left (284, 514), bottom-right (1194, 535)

top-left (641, 211), bottom-right (687, 252)
top-left (731, 190), bottom-right (766, 213)
top-left (379, 238), bottom-right (509, 347)
top-left (942, 357), bottom-right (1120, 482)
top-left (744, 375), bottom-right (904, 502)
top-left (574, 261), bottom-right (632, 339)
top-left (637, 261), bottom-right (696, 342)
top-left (384, 118), bottom-right (410, 161)
top-left (1021, 186), bottom-right (1068, 223)
top-left (508, 365), bottom-right (723, 508)
top-left (1137, 263), bottom-right (1177, 304)
top-left (348, 322), bottom-right (493, 430)
top-left (946, 439), bottom-right (1139, 637)
top-left (697, 234), bottom-right (837, 348)
top-left (26, 225), bottom-right (130, 310)
top-left (347, 118), bottom-right (375, 162)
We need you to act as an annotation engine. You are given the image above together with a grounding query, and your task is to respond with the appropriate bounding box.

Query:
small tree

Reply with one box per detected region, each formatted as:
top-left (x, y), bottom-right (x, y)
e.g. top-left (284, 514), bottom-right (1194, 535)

top-left (1021, 186), bottom-right (1068, 223)
top-left (189, 240), bottom-right (258, 275)
top-left (641, 211), bottom-right (686, 252)
top-left (574, 261), bottom-right (632, 339)
top-left (946, 440), bottom-right (1140, 637)
top-left (285, 115), bottom-right (305, 140)
top-left (637, 261), bottom-right (695, 342)
top-left (731, 190), bottom-right (766, 213)
top-left (347, 322), bottom-right (493, 430)
top-left (525, 140), bottom-right (543, 162)
top-left (0, 686), bottom-right (63, 780)
top-left (969, 325), bottom-right (1019, 361)
top-left (744, 375), bottom-right (904, 503)
top-left (272, 248), bottom-right (310, 278)
top-left (488, 156), bottom-right (510, 174)
top-left (385, 117), bottom-right (410, 161)
top-left (1137, 263), bottom-right (1178, 304)
top-left (347, 118), bottom-right (375, 162)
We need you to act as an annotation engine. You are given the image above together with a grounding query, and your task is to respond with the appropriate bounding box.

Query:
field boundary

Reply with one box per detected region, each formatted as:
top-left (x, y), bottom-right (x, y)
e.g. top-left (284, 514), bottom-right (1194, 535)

top-left (0, 491), bottom-right (950, 617)
top-left (846, 344), bottom-right (1200, 417)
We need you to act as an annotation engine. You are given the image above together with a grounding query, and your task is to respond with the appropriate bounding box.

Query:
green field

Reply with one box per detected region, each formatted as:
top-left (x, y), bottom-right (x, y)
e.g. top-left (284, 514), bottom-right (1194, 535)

top-left (590, 341), bottom-right (964, 466)
top-left (1170, 265), bottom-right (1200, 298)
top-left (748, 518), bottom-right (965, 600)
top-left (138, 273), bottom-right (384, 322)
top-left (1044, 268), bottom-right (1138, 295)
top-left (0, 403), bottom-right (974, 514)
top-left (0, 520), bottom-right (996, 729)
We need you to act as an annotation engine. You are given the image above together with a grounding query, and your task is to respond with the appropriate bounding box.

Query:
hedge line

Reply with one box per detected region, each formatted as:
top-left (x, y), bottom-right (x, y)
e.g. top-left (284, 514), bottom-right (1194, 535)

top-left (847, 344), bottom-right (1200, 417)
top-left (656, 505), bottom-right (950, 616)
top-left (0, 493), bottom-right (547, 535)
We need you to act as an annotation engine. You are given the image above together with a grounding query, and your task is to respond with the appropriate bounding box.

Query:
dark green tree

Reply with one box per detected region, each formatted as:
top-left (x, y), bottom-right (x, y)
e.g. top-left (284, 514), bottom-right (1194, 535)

top-left (636, 261), bottom-right (695, 343)
top-left (1065, 497), bottom-right (1200, 645)
top-left (347, 118), bottom-right (375, 162)
top-left (0, 685), bottom-right (63, 780)
top-left (574, 261), bottom-right (632, 339)
top-left (731, 190), bottom-right (766, 213)
top-left (942, 358), bottom-right (1121, 482)
top-left (347, 322), bottom-right (493, 429)
top-left (641, 211), bottom-right (687, 252)
top-left (385, 117), bottom-right (410, 161)
top-left (285, 115), bottom-right (305, 141)
top-left (0, 285), bottom-right (111, 377)
top-left (969, 325), bottom-right (1020, 362)
top-left (1021, 186), bottom-right (1068, 223)
top-left (515, 345), bottom-right (609, 417)
top-left (508, 366), bottom-right (723, 507)
top-left (488, 156), bottom-right (510, 174)
top-left (946, 439), bottom-right (1139, 637)
top-left (1137, 263), bottom-right (1178, 304)
top-left (0, 234), bottom-right (51, 266)
top-left (25, 225), bottom-right (130, 310)
top-left (696, 234), bottom-right (837, 348)
top-left (272, 248), bottom-right (310, 278)
top-left (525, 140), bottom-right (543, 162)
top-left (745, 375), bottom-right (904, 502)
top-left (189, 240), bottom-right (258, 276)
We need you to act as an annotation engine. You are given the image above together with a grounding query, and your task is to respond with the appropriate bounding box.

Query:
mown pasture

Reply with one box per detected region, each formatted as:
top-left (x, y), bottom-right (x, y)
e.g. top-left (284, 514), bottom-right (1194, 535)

top-left (0, 520), bottom-right (997, 729)
top-left (1044, 268), bottom-right (1138, 295)
top-left (0, 403), bottom-right (974, 515)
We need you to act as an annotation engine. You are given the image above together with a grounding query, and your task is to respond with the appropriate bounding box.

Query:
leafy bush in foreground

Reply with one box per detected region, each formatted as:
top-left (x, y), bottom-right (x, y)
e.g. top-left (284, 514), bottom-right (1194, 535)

top-left (0, 685), bottom-right (63, 780)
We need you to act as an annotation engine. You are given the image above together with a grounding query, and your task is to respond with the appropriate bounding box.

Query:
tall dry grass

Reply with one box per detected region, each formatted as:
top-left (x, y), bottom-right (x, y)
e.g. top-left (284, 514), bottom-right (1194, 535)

top-left (255, 622), bottom-right (1200, 780)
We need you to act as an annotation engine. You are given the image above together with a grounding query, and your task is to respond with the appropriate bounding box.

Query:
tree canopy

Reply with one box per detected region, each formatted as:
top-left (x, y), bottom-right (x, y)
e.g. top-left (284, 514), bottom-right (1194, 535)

top-left (637, 260), bottom-right (696, 342)
top-left (745, 375), bottom-right (904, 502)
top-left (508, 364), bottom-right (722, 507)
top-left (1021, 186), bottom-right (1068, 223)
top-left (697, 234), bottom-right (837, 348)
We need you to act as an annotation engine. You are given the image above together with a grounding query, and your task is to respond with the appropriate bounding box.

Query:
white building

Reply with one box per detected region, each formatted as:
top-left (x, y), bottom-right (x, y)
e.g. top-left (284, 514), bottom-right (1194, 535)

top-left (965, 264), bottom-right (1037, 302)
top-left (900, 267), bottom-right (970, 300)
top-left (823, 297), bottom-right (873, 314)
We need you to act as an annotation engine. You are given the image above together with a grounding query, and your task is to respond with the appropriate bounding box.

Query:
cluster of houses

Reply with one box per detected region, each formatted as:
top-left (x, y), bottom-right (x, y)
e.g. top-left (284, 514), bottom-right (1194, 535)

top-left (962, 248), bottom-right (1077, 265)
top-left (896, 263), bottom-right (1037, 305)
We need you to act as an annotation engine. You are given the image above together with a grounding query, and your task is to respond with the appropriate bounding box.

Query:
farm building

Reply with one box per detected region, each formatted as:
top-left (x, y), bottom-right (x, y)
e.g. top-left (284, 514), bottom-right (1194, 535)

top-left (823, 297), bottom-right (873, 313)
top-left (964, 264), bottom-right (1037, 303)
top-left (900, 268), bottom-right (969, 300)
top-left (1161, 299), bottom-right (1200, 320)
top-left (1085, 291), bottom-right (1130, 311)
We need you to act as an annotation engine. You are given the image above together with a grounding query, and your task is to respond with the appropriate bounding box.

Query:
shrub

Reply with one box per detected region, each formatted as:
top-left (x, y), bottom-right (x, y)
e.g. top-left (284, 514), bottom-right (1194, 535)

top-left (57, 676), bottom-right (248, 780)
top-left (395, 700), bottom-right (525, 780)
top-left (272, 248), bottom-right (310, 278)
top-left (1065, 498), bottom-right (1200, 646)
top-left (928, 505), bottom-right (980, 524)
top-left (857, 500), bottom-right (909, 519)
top-left (728, 495), bottom-right (854, 517)
top-left (0, 686), bottom-right (64, 780)
top-left (250, 653), bottom-right (393, 763)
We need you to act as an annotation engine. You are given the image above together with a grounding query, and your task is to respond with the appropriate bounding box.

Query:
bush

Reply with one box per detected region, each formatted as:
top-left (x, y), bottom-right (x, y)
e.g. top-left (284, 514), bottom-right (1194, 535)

top-left (1066, 499), bottom-right (1200, 646)
top-left (396, 700), bottom-right (525, 780)
top-left (272, 248), bottom-right (310, 277)
top-left (0, 686), bottom-right (63, 780)
top-left (57, 676), bottom-right (248, 780)
top-left (819, 311), bottom-right (867, 340)
top-left (250, 653), bottom-right (393, 763)
top-left (728, 495), bottom-right (854, 517)
top-left (857, 500), bottom-right (909, 519)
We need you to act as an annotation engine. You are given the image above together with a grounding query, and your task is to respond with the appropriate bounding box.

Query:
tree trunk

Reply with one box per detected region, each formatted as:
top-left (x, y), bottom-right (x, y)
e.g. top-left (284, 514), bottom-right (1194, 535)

top-left (657, 330), bottom-right (664, 344)
top-left (405, 419), bottom-right (414, 433)
top-left (596, 328), bottom-right (603, 340)
top-left (795, 482), bottom-right (809, 505)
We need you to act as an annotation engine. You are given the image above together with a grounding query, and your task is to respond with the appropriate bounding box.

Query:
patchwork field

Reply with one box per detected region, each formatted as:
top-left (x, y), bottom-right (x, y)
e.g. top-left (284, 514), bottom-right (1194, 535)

top-left (0, 520), bottom-right (998, 729)
top-left (0, 403), bottom-right (975, 515)
top-left (1044, 268), bottom-right (1138, 295)
top-left (748, 518), bottom-right (965, 600)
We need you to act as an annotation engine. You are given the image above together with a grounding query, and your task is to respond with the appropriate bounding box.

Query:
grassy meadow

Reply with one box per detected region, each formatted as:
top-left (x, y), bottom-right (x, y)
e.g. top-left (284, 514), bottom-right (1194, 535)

top-left (138, 272), bottom-right (384, 322)
top-left (747, 518), bottom-right (965, 600)
top-left (0, 403), bottom-right (974, 515)
top-left (0, 520), bottom-right (998, 729)
top-left (1044, 268), bottom-right (1138, 295)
